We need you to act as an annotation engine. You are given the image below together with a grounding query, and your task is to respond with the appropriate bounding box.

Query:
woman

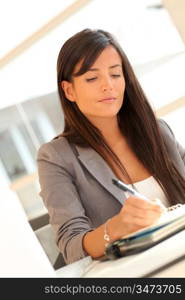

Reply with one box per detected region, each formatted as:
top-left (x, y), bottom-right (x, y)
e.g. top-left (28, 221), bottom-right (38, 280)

top-left (37, 29), bottom-right (185, 264)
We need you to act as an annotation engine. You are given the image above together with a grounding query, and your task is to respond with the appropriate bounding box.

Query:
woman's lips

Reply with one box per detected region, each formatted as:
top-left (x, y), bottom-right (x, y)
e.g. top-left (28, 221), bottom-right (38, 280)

top-left (99, 97), bottom-right (116, 103)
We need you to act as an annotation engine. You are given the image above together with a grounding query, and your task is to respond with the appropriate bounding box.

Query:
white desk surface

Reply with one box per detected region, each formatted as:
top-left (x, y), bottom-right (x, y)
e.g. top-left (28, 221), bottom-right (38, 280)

top-left (57, 229), bottom-right (185, 278)
top-left (0, 187), bottom-right (56, 277)
top-left (151, 257), bottom-right (185, 277)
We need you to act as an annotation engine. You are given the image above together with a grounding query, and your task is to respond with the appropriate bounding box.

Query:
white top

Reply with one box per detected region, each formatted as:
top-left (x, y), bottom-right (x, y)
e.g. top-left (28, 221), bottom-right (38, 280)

top-left (128, 176), bottom-right (169, 207)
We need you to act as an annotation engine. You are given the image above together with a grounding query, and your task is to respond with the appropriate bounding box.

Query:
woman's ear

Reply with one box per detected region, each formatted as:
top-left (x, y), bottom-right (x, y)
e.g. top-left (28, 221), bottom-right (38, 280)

top-left (61, 81), bottom-right (76, 102)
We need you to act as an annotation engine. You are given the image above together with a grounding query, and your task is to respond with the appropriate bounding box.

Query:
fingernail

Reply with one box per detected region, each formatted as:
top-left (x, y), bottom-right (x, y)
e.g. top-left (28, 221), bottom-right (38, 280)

top-left (153, 198), bottom-right (167, 212)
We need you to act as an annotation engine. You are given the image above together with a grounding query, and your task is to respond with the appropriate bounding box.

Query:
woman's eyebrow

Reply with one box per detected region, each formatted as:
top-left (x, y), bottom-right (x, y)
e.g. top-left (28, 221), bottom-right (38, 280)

top-left (87, 64), bottom-right (122, 72)
top-left (109, 64), bottom-right (122, 69)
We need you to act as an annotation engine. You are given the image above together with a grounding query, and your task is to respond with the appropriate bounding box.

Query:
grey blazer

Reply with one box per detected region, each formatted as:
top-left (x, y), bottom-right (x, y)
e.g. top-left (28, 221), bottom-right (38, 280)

top-left (37, 120), bottom-right (185, 264)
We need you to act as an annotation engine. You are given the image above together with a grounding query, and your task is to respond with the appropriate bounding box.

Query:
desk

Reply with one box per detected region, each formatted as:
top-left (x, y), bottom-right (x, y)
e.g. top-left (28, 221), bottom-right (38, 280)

top-left (0, 185), bottom-right (56, 277)
top-left (151, 256), bottom-right (185, 277)
top-left (57, 229), bottom-right (185, 278)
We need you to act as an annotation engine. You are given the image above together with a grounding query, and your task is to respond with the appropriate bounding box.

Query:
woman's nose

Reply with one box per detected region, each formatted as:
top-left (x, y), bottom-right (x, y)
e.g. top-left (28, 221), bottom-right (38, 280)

top-left (101, 77), bottom-right (113, 91)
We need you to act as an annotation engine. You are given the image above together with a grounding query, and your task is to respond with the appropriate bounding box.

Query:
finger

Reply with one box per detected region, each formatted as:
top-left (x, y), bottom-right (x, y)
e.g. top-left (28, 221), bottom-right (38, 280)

top-left (121, 207), bottom-right (163, 226)
top-left (122, 203), bottom-right (163, 221)
top-left (122, 213), bottom-right (159, 228)
top-left (151, 198), bottom-right (167, 213)
top-left (125, 196), bottom-right (164, 212)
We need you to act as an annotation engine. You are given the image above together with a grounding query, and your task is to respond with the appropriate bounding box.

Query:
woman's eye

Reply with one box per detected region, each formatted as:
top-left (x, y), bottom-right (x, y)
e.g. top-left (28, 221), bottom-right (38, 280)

top-left (86, 77), bottom-right (97, 82)
top-left (85, 74), bottom-right (121, 82)
top-left (111, 74), bottom-right (121, 78)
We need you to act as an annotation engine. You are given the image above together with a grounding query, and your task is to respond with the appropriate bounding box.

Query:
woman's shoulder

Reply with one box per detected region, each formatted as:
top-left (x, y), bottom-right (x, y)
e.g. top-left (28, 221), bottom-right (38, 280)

top-left (37, 136), bottom-right (75, 164)
top-left (157, 118), bottom-right (175, 139)
top-left (157, 118), bottom-right (181, 152)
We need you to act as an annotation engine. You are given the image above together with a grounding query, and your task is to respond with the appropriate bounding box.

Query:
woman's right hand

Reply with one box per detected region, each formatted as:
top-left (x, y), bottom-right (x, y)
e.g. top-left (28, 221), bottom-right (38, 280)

top-left (109, 195), bottom-right (166, 240)
top-left (83, 196), bottom-right (166, 259)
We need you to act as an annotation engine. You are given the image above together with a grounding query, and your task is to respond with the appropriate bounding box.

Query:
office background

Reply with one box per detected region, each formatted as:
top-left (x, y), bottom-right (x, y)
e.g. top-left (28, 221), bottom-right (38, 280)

top-left (0, 0), bottom-right (185, 274)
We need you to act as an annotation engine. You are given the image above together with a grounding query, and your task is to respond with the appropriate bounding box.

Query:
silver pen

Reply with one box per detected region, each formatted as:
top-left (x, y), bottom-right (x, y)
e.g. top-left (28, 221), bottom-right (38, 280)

top-left (112, 178), bottom-right (149, 201)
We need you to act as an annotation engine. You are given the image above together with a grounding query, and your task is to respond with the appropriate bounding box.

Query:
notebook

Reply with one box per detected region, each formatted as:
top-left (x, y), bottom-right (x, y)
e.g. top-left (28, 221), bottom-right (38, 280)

top-left (103, 204), bottom-right (185, 260)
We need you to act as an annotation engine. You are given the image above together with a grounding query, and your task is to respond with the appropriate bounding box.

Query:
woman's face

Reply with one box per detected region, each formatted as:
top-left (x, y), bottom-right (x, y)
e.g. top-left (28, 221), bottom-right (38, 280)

top-left (62, 46), bottom-right (125, 122)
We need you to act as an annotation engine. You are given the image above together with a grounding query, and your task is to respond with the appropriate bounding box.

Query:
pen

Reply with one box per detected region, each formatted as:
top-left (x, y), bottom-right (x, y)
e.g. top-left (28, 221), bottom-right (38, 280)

top-left (112, 178), bottom-right (149, 201)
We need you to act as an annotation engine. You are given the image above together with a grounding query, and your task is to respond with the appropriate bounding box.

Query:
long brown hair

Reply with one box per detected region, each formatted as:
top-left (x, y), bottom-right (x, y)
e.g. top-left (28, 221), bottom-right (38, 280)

top-left (57, 28), bottom-right (185, 205)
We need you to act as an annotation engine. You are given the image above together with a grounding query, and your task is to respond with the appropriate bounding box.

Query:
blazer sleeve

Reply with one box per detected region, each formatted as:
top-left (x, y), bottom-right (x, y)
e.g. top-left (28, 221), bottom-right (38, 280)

top-left (37, 142), bottom-right (93, 264)
top-left (159, 119), bottom-right (185, 166)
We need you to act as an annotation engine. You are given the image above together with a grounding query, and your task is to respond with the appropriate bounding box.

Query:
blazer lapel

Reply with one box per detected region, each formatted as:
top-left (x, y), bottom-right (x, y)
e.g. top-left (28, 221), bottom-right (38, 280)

top-left (75, 145), bottom-right (126, 205)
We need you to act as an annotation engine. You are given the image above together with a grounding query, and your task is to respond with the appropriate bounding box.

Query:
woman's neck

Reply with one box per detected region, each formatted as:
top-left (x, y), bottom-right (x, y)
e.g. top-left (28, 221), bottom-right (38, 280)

top-left (87, 115), bottom-right (125, 147)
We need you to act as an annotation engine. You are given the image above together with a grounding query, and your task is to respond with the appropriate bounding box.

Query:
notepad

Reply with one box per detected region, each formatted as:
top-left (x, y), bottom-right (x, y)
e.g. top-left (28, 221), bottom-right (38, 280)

top-left (103, 204), bottom-right (185, 260)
